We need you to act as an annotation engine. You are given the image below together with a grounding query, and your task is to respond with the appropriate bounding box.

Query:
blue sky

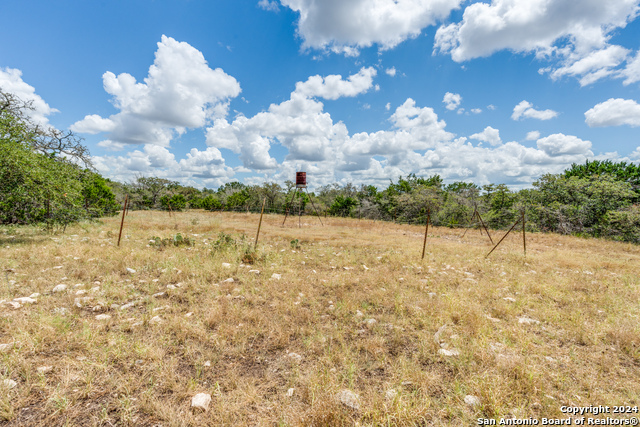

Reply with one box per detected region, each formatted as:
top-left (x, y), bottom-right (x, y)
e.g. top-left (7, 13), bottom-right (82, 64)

top-left (1, 0), bottom-right (640, 190)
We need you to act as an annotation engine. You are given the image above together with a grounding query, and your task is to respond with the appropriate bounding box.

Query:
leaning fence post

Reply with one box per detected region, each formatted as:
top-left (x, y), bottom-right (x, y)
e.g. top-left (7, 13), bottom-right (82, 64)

top-left (485, 217), bottom-right (521, 258)
top-left (117, 194), bottom-right (129, 247)
top-left (255, 197), bottom-right (266, 251)
top-left (421, 209), bottom-right (431, 260)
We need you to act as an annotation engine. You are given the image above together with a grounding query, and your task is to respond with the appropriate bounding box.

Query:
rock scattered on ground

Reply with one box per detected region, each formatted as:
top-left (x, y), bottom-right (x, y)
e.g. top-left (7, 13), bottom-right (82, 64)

top-left (438, 348), bottom-right (460, 357)
top-left (37, 366), bottom-right (53, 374)
top-left (52, 284), bottom-right (67, 293)
top-left (95, 314), bottom-right (111, 321)
top-left (126, 268), bottom-right (136, 274)
top-left (337, 389), bottom-right (360, 410)
top-left (286, 352), bottom-right (302, 363)
top-left (464, 395), bottom-right (481, 407)
top-left (518, 316), bottom-right (540, 325)
top-left (286, 388), bottom-right (295, 397)
top-left (191, 393), bottom-right (211, 411)
top-left (271, 273), bottom-right (282, 280)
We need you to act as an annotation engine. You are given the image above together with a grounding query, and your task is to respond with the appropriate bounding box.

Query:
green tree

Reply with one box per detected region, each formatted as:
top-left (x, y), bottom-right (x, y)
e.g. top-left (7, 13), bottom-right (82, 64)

top-left (160, 194), bottom-right (187, 211)
top-left (81, 172), bottom-right (120, 218)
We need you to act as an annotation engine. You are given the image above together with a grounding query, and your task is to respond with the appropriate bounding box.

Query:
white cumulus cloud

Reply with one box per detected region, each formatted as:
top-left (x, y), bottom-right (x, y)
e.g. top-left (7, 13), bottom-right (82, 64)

top-left (512, 100), bottom-right (558, 121)
top-left (619, 49), bottom-right (640, 85)
top-left (72, 35), bottom-right (241, 148)
top-left (443, 92), bottom-right (462, 111)
top-left (434, 0), bottom-right (640, 85)
top-left (0, 67), bottom-right (58, 127)
top-left (470, 126), bottom-right (502, 146)
top-left (536, 133), bottom-right (592, 156)
top-left (279, 0), bottom-right (463, 54)
top-left (585, 98), bottom-right (640, 127)
top-left (294, 67), bottom-right (377, 100)
top-left (526, 131), bottom-right (541, 141)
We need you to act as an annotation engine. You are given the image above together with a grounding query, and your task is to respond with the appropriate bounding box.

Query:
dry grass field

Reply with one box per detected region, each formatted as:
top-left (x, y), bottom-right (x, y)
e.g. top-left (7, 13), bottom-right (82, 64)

top-left (1, 210), bottom-right (639, 426)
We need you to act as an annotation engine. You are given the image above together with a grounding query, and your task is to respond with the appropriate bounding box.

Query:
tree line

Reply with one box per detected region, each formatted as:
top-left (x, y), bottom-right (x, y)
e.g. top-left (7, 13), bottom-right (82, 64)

top-left (2, 88), bottom-right (639, 242)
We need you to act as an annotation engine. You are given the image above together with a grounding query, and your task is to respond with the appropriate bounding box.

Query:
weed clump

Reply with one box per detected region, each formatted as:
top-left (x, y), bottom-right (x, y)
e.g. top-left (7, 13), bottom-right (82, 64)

top-left (149, 233), bottom-right (194, 249)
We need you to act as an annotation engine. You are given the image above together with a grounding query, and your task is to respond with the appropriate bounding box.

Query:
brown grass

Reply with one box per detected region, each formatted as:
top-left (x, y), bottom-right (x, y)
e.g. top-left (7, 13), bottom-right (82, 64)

top-left (0, 210), bottom-right (639, 426)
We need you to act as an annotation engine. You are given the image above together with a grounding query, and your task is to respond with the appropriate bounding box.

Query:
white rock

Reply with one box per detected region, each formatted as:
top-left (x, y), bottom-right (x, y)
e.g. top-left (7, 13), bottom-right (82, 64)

top-left (364, 318), bottom-right (377, 328)
top-left (29, 293), bottom-right (40, 298)
top-left (13, 297), bottom-right (36, 304)
top-left (271, 273), bottom-right (282, 280)
top-left (6, 301), bottom-right (21, 309)
top-left (222, 263), bottom-right (231, 268)
top-left (203, 360), bottom-right (211, 367)
top-left (126, 268), bottom-right (136, 274)
top-left (120, 302), bottom-right (135, 310)
top-left (336, 389), bottom-right (360, 410)
top-left (191, 393), bottom-right (211, 411)
top-left (438, 348), bottom-right (460, 357)
top-left (152, 292), bottom-right (166, 298)
top-left (518, 316), bottom-right (540, 325)
top-left (95, 314), bottom-right (111, 321)
top-left (286, 387), bottom-right (295, 397)
top-left (37, 366), bottom-right (53, 374)
top-left (249, 270), bottom-right (260, 274)
top-left (166, 284), bottom-right (177, 290)
top-left (75, 290), bottom-right (87, 295)
top-left (286, 352), bottom-right (302, 363)
top-left (2, 379), bottom-right (17, 389)
top-left (503, 297), bottom-right (516, 302)
top-left (52, 284), bottom-right (67, 293)
top-left (223, 278), bottom-right (234, 283)
top-left (464, 395), bottom-right (481, 407)
top-left (52, 266), bottom-right (63, 269)
top-left (0, 343), bottom-right (13, 353)
top-left (149, 315), bottom-right (163, 324)
top-left (185, 312), bottom-right (194, 317)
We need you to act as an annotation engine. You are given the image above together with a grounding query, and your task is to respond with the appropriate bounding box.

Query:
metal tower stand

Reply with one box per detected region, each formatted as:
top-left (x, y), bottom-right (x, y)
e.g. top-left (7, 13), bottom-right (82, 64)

top-left (282, 187), bottom-right (323, 227)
